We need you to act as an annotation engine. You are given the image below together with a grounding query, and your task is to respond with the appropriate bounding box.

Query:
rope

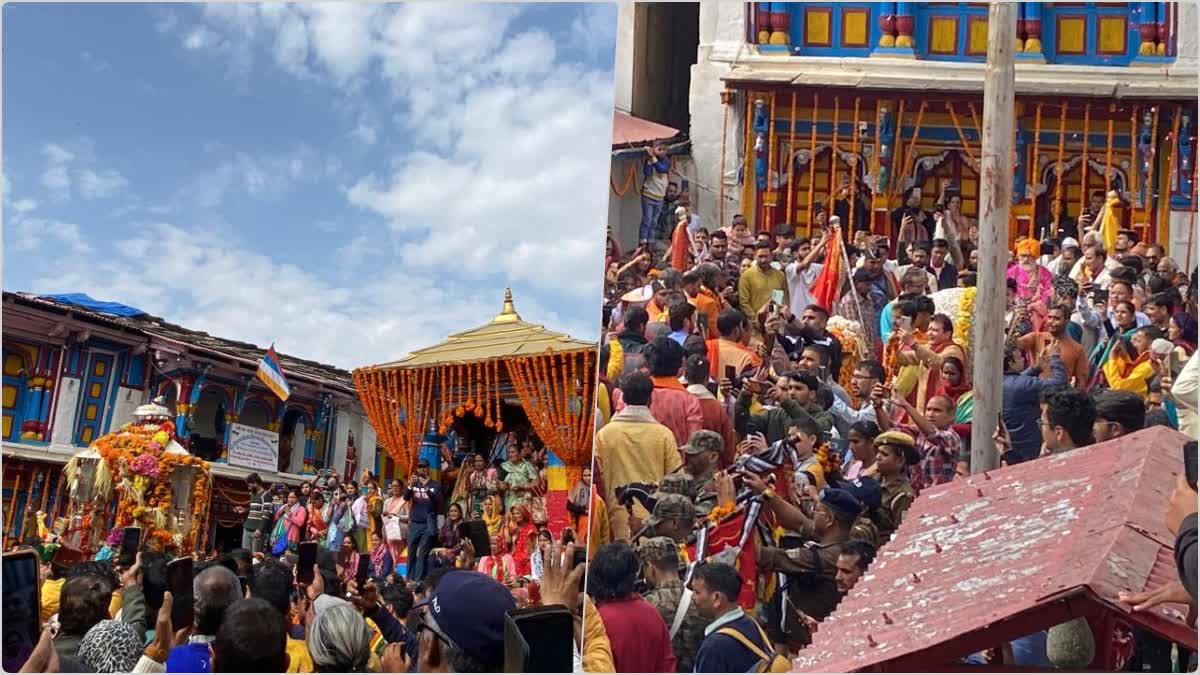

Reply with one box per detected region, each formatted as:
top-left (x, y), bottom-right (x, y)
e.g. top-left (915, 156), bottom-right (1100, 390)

top-left (1053, 102), bottom-right (1069, 235)
top-left (849, 96), bottom-right (862, 233)
top-left (829, 96), bottom-right (841, 221)
top-left (786, 91), bottom-right (797, 229)
top-left (945, 102), bottom-right (978, 166)
top-left (1030, 102), bottom-right (1044, 239)
top-left (1105, 103), bottom-right (1116, 193)
top-left (807, 91), bottom-right (819, 236)
top-left (1079, 102), bottom-right (1092, 216)
top-left (870, 100), bottom-right (883, 231)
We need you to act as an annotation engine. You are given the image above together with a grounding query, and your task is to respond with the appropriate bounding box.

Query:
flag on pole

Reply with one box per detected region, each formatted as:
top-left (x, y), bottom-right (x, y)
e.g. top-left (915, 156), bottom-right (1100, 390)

top-left (256, 344), bottom-right (291, 401)
top-left (809, 224), bottom-right (844, 311)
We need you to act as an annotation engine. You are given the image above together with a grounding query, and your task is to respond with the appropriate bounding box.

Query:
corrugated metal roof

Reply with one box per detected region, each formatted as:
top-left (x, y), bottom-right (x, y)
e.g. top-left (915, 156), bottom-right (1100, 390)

top-left (612, 109), bottom-right (679, 149)
top-left (5, 291), bottom-right (354, 392)
top-left (366, 289), bottom-right (595, 369)
top-left (795, 426), bottom-right (1195, 672)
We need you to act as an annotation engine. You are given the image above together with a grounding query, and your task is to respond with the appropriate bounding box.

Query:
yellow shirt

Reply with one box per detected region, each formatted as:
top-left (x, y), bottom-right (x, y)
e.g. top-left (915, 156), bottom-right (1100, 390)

top-left (286, 637), bottom-right (315, 673)
top-left (594, 409), bottom-right (678, 541)
top-left (737, 264), bottom-right (788, 332)
top-left (40, 578), bottom-right (64, 624)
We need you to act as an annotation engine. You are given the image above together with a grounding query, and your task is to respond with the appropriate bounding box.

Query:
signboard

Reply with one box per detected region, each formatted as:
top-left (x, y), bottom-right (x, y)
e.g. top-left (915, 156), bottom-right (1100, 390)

top-left (228, 423), bottom-right (280, 473)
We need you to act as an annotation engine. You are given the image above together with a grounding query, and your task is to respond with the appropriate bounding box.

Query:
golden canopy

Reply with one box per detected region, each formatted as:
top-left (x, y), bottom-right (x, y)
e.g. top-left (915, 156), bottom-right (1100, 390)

top-left (352, 289), bottom-right (597, 473)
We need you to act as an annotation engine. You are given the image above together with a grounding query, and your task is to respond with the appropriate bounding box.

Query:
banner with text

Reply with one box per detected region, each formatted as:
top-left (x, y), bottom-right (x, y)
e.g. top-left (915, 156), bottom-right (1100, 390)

top-left (228, 423), bottom-right (280, 473)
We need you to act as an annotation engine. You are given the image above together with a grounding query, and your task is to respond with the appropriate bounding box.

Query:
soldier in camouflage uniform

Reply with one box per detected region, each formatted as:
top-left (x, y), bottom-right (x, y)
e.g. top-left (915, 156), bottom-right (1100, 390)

top-left (644, 493), bottom-right (696, 546)
top-left (678, 429), bottom-right (722, 516)
top-left (637, 537), bottom-right (708, 673)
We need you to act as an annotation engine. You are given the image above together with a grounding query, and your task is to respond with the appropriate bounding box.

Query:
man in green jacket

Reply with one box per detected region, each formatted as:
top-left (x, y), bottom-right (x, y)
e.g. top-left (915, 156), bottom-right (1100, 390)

top-left (734, 371), bottom-right (833, 443)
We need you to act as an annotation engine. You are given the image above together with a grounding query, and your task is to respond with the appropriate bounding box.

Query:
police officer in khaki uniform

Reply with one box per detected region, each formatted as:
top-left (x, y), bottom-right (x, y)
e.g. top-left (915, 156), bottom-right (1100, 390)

top-left (757, 488), bottom-right (861, 652)
top-left (873, 430), bottom-right (919, 541)
top-left (637, 536), bottom-right (708, 673)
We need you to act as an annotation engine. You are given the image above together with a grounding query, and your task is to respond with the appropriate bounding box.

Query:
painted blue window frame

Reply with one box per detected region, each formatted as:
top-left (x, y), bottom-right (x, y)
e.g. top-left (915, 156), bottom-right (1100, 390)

top-left (1042, 2), bottom-right (1139, 66)
top-left (913, 2), bottom-right (990, 63)
top-left (787, 3), bottom-right (879, 57)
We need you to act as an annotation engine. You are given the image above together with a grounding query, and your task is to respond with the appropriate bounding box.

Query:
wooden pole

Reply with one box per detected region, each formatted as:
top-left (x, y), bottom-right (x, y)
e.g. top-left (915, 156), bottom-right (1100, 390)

top-left (766, 92), bottom-right (778, 234)
top-left (807, 92), bottom-right (819, 235)
top-left (830, 96), bottom-right (841, 217)
top-left (1160, 105), bottom-right (1182, 245)
top-left (849, 96), bottom-right (862, 234)
top-left (1079, 103), bottom-right (1091, 216)
top-left (786, 91), bottom-right (798, 230)
top-left (971, 2), bottom-right (1016, 475)
top-left (1105, 103), bottom-right (1116, 194)
top-left (871, 99), bottom-right (883, 233)
top-left (1053, 103), bottom-right (1069, 235)
top-left (1030, 102), bottom-right (1044, 240)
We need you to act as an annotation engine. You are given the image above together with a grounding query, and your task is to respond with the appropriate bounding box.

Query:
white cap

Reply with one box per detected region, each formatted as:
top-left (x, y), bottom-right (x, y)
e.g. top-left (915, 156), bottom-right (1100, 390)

top-left (1151, 338), bottom-right (1175, 357)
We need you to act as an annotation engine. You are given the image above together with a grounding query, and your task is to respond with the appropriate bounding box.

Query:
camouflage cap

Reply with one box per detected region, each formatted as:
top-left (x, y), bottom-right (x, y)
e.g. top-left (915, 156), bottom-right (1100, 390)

top-left (658, 472), bottom-right (694, 498)
top-left (681, 430), bottom-right (723, 456)
top-left (646, 493), bottom-right (696, 526)
top-left (635, 536), bottom-right (680, 566)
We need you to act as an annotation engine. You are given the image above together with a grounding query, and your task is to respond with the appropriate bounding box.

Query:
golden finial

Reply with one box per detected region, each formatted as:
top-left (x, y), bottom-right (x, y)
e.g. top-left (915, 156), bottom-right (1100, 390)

top-left (492, 287), bottom-right (522, 324)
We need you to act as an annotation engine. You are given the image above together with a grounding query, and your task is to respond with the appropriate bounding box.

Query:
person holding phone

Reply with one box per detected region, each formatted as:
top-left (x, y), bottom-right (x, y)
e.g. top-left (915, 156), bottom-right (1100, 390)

top-left (237, 473), bottom-right (272, 554)
top-left (403, 460), bottom-right (442, 582)
top-left (737, 242), bottom-right (789, 337)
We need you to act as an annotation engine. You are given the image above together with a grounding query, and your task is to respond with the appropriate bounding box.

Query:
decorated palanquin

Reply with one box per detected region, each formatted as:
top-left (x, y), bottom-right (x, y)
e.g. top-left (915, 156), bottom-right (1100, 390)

top-left (353, 289), bottom-right (597, 536)
top-left (62, 399), bottom-right (211, 555)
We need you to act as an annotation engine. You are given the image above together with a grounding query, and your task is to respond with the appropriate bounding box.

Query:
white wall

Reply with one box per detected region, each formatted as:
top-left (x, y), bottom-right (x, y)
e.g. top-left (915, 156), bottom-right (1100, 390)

top-left (360, 421), bottom-right (377, 478)
top-left (1168, 210), bottom-right (1197, 267)
top-left (110, 386), bottom-right (144, 432)
top-left (50, 377), bottom-right (81, 447)
top-left (613, 1), bottom-right (635, 114)
top-left (330, 408), bottom-right (351, 476)
top-left (690, 2), bottom-right (748, 231)
top-left (1173, 2), bottom-right (1198, 72)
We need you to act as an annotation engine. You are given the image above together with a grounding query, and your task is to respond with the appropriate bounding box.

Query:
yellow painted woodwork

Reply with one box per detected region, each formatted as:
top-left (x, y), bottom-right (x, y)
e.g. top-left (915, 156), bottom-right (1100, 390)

top-left (2, 385), bottom-right (16, 409)
top-left (843, 10), bottom-right (868, 46)
top-left (805, 8), bottom-right (831, 45)
top-left (929, 17), bottom-right (958, 53)
top-left (94, 360), bottom-right (106, 376)
top-left (1098, 16), bottom-right (1126, 54)
top-left (81, 427), bottom-right (94, 444)
top-left (3, 354), bottom-right (24, 377)
top-left (967, 18), bottom-right (989, 54)
top-left (85, 404), bottom-right (98, 421)
top-left (1057, 17), bottom-right (1086, 53)
top-left (90, 383), bottom-right (102, 398)
top-left (2, 415), bottom-right (11, 439)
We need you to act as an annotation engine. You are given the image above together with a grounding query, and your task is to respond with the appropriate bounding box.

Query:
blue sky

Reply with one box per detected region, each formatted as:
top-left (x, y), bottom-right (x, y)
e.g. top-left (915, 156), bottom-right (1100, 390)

top-left (3, 3), bottom-right (616, 369)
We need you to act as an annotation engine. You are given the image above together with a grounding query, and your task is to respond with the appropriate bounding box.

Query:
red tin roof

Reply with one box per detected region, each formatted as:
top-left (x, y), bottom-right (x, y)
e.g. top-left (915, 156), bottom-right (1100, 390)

top-left (795, 426), bottom-right (1195, 672)
top-left (612, 109), bottom-right (679, 149)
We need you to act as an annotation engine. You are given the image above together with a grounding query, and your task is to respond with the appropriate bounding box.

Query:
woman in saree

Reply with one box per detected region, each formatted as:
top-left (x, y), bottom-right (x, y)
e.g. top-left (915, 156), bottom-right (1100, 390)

top-left (1089, 301), bottom-right (1140, 389)
top-left (336, 533), bottom-right (360, 588)
top-left (1170, 312), bottom-right (1197, 357)
top-left (430, 502), bottom-right (465, 570)
top-left (481, 494), bottom-right (504, 538)
top-left (476, 532), bottom-right (518, 584)
top-left (367, 531), bottom-right (394, 581)
top-left (460, 454), bottom-right (492, 518)
top-left (504, 503), bottom-right (538, 577)
top-left (381, 479), bottom-right (408, 564)
top-left (1101, 325), bottom-right (1161, 397)
top-left (364, 480), bottom-right (383, 549)
top-left (500, 442), bottom-right (538, 510)
top-left (566, 467), bottom-right (591, 535)
top-left (326, 488), bottom-right (352, 551)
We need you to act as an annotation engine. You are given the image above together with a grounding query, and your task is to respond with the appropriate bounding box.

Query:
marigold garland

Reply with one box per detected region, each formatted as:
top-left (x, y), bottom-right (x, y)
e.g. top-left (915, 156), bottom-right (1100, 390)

top-left (92, 420), bottom-right (211, 554)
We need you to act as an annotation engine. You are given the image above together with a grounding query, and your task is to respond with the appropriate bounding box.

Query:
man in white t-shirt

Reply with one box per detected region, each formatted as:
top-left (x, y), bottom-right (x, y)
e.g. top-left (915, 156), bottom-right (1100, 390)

top-left (785, 229), bottom-right (828, 316)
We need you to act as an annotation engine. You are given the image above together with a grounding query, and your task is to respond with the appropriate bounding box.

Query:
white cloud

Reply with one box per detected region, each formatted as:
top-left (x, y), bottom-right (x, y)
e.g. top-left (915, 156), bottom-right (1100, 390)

top-left (349, 121), bottom-right (377, 146)
top-left (78, 169), bottom-right (129, 199)
top-left (570, 4), bottom-right (618, 61)
top-left (12, 198), bottom-right (38, 213)
top-left (185, 147), bottom-right (316, 208)
top-left (40, 143), bottom-right (75, 195)
top-left (183, 26), bottom-right (220, 51)
top-left (80, 51), bottom-right (112, 73)
top-left (8, 214), bottom-right (92, 255)
top-left (27, 222), bottom-right (594, 369)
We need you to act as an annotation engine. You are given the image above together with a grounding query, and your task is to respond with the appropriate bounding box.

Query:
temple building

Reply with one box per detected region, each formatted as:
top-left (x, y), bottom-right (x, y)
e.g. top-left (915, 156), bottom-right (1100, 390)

top-left (613, 2), bottom-right (1197, 259)
top-left (1, 292), bottom-right (378, 551)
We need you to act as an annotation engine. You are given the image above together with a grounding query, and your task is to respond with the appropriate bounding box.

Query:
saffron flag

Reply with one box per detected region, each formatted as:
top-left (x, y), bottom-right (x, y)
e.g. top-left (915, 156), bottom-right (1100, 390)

top-left (688, 507), bottom-right (761, 610)
top-left (809, 227), bottom-right (844, 311)
top-left (256, 344), bottom-right (291, 402)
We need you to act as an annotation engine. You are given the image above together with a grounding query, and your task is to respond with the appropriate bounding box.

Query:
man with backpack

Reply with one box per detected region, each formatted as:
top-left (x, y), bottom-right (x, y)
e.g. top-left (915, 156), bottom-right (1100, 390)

top-left (692, 562), bottom-right (791, 673)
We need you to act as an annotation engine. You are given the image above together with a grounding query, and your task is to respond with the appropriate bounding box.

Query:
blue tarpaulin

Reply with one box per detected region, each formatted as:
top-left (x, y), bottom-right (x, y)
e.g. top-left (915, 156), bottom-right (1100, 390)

top-left (40, 293), bottom-right (148, 318)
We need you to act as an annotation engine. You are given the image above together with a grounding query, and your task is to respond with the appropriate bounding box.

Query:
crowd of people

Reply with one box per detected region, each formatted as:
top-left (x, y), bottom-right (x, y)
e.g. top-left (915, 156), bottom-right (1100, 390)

top-left (5, 426), bottom-right (604, 673)
top-left (234, 427), bottom-right (587, 587)
top-left (593, 176), bottom-right (1199, 671)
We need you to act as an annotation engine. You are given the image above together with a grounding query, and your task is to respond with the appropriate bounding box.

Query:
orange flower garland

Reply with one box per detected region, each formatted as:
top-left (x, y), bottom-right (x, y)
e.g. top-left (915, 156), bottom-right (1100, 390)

top-left (92, 420), bottom-right (211, 554)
